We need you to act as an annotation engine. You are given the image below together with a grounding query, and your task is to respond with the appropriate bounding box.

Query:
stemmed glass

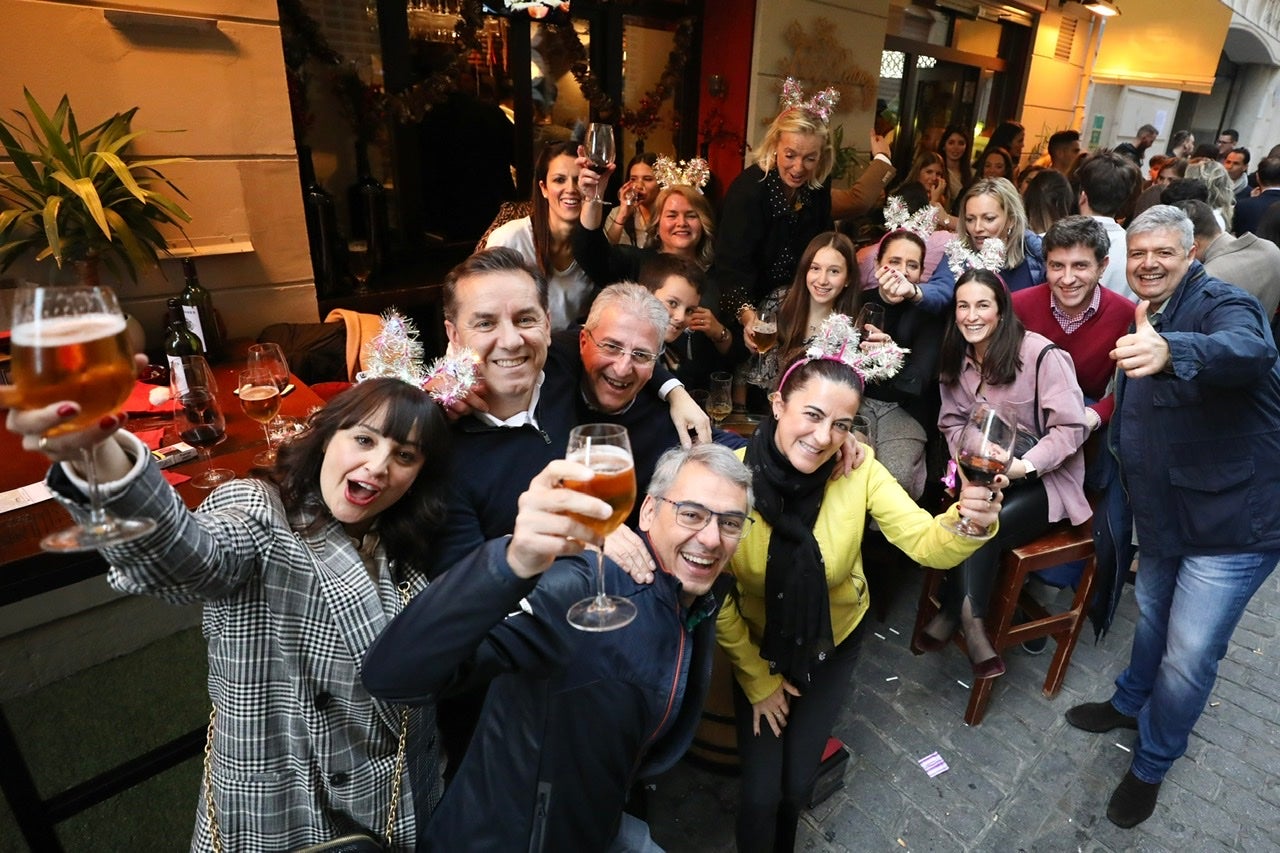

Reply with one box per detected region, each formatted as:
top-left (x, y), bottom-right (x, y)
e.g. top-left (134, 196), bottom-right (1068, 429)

top-left (10, 285), bottom-right (157, 551)
top-left (940, 401), bottom-right (1017, 539)
top-left (348, 240), bottom-right (372, 294)
top-left (247, 343), bottom-right (290, 394)
top-left (171, 355), bottom-right (235, 490)
top-left (751, 309), bottom-right (778, 371)
top-left (855, 304), bottom-right (886, 337)
top-left (238, 368), bottom-right (283, 466)
top-left (707, 371), bottom-right (733, 427)
top-left (563, 423), bottom-right (638, 631)
top-left (584, 122), bottom-right (616, 203)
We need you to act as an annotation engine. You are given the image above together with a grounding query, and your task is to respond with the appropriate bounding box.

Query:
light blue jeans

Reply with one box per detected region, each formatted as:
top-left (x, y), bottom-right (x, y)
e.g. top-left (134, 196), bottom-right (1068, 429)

top-left (1111, 550), bottom-right (1280, 783)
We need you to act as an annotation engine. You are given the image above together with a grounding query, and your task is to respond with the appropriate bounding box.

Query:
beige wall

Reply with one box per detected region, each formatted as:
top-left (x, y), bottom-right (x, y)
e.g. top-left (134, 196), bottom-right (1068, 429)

top-left (0, 0), bottom-right (318, 348)
top-left (1020, 4), bottom-right (1093, 162)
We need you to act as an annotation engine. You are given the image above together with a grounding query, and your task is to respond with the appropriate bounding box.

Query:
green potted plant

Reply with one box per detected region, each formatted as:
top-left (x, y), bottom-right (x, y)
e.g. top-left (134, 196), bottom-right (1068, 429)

top-left (0, 89), bottom-right (191, 285)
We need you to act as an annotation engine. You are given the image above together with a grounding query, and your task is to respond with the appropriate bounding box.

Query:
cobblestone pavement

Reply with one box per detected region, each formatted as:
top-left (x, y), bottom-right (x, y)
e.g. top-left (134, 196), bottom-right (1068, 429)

top-left (646, 565), bottom-right (1280, 852)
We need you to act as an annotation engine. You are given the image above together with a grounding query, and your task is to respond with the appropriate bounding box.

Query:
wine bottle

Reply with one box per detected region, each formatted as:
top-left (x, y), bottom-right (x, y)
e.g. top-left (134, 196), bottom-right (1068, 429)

top-left (179, 258), bottom-right (222, 359)
top-left (347, 141), bottom-right (390, 274)
top-left (164, 297), bottom-right (204, 376)
top-left (298, 145), bottom-right (342, 298)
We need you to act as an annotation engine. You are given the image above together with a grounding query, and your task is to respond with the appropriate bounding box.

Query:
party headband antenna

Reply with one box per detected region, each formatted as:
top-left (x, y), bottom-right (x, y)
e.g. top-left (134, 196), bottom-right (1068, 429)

top-left (778, 313), bottom-right (909, 392)
top-left (945, 235), bottom-right (1007, 277)
top-left (357, 310), bottom-right (480, 407)
top-left (883, 195), bottom-right (938, 240)
top-left (653, 156), bottom-right (710, 192)
top-left (778, 77), bottom-right (840, 126)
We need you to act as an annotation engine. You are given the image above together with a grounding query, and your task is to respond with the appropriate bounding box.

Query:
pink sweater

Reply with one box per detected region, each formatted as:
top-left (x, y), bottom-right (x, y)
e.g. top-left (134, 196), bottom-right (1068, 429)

top-left (939, 331), bottom-right (1092, 525)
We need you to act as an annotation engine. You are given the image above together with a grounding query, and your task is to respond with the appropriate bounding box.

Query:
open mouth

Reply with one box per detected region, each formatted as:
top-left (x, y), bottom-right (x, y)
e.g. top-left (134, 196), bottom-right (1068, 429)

top-left (492, 355), bottom-right (530, 369)
top-left (600, 374), bottom-right (633, 393)
top-left (345, 479), bottom-right (381, 507)
top-left (679, 550), bottom-right (719, 578)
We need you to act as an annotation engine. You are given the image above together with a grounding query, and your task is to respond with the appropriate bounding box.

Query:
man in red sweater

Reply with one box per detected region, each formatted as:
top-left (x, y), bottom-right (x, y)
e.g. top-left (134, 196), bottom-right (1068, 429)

top-left (1012, 216), bottom-right (1133, 432)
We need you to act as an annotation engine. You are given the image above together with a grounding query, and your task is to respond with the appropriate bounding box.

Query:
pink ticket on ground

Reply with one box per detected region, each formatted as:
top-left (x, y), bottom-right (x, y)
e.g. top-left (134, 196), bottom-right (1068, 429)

top-left (918, 751), bottom-right (949, 777)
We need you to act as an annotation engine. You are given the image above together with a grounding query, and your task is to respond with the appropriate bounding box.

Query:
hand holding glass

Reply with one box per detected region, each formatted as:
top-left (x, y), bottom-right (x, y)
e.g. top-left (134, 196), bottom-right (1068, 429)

top-left (940, 402), bottom-right (1016, 539)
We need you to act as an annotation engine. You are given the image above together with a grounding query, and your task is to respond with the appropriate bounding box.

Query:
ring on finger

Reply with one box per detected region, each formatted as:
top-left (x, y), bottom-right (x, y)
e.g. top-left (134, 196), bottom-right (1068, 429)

top-left (38, 436), bottom-right (50, 453)
top-left (987, 490), bottom-right (996, 502)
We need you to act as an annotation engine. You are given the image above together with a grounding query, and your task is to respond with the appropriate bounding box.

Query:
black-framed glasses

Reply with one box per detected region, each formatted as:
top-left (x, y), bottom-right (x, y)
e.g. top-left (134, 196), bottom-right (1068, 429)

top-left (585, 328), bottom-right (662, 366)
top-left (656, 497), bottom-right (753, 540)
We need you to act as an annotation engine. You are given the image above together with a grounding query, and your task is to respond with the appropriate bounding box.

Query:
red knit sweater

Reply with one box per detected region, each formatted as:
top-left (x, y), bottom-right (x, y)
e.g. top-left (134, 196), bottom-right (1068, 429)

top-left (1012, 283), bottom-right (1134, 424)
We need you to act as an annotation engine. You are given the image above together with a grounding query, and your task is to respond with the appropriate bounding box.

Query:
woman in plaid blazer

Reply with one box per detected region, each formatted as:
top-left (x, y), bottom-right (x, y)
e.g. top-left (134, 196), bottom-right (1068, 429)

top-left (10, 378), bottom-right (451, 852)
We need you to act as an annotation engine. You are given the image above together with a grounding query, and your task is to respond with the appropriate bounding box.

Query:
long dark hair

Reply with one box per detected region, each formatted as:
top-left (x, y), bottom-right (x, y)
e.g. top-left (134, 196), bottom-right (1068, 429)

top-left (777, 232), bottom-right (860, 359)
top-left (940, 125), bottom-right (973, 188)
top-left (530, 140), bottom-right (579, 278)
top-left (938, 268), bottom-right (1025, 387)
top-left (622, 151), bottom-right (659, 245)
top-left (266, 378), bottom-right (451, 577)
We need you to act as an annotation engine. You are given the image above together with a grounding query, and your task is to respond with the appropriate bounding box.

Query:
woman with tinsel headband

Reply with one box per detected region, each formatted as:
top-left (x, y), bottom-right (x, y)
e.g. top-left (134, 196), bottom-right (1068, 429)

top-left (716, 314), bottom-right (1007, 852)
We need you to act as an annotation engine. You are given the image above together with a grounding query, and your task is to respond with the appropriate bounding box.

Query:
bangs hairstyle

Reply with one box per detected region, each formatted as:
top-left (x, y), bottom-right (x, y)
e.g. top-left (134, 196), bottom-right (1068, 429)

top-left (776, 351), bottom-right (865, 398)
top-left (646, 185), bottom-right (716, 269)
top-left (939, 268), bottom-right (1026, 387)
top-left (267, 378), bottom-right (451, 577)
top-left (956, 178), bottom-right (1029, 268)
top-left (638, 252), bottom-right (705, 295)
top-left (777, 231), bottom-right (860, 358)
top-left (754, 109), bottom-right (834, 189)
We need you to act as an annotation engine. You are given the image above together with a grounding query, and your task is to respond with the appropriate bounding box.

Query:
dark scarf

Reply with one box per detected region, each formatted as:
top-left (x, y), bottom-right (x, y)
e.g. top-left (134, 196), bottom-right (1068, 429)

top-left (744, 414), bottom-right (837, 685)
top-left (763, 167), bottom-right (813, 286)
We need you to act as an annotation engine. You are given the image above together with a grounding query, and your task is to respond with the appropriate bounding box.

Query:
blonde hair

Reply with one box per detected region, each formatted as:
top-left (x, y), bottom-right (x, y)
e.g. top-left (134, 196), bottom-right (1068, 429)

top-left (955, 178), bottom-right (1030, 269)
top-left (1184, 159), bottom-right (1237, 227)
top-left (645, 186), bottom-right (716, 270)
top-left (753, 109), bottom-right (834, 189)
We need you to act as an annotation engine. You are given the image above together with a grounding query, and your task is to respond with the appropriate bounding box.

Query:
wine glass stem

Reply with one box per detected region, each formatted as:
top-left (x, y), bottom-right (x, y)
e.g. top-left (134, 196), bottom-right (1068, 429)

top-left (80, 446), bottom-right (111, 533)
top-left (592, 545), bottom-right (611, 608)
top-left (261, 423), bottom-right (272, 446)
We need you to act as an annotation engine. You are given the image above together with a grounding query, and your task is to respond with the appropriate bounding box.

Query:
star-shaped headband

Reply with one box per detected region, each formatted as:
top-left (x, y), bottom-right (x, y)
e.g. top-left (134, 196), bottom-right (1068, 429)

top-left (653, 156), bottom-right (710, 192)
top-left (357, 310), bottom-right (480, 407)
top-left (883, 196), bottom-right (938, 240)
top-left (944, 236), bottom-right (1007, 278)
top-left (779, 77), bottom-right (840, 126)
top-left (778, 313), bottom-right (909, 392)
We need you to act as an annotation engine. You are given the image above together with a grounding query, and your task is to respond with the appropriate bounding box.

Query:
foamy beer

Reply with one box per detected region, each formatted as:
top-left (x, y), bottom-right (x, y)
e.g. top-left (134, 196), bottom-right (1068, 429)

top-left (10, 311), bottom-right (135, 435)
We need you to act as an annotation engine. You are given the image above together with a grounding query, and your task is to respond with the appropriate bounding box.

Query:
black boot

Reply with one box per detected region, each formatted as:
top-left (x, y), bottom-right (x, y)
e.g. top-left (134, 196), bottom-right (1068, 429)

top-left (1106, 769), bottom-right (1161, 828)
top-left (1065, 700), bottom-right (1138, 733)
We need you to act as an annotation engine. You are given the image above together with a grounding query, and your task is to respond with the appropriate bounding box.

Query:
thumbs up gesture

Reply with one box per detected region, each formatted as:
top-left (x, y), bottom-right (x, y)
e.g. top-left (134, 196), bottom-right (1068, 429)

top-left (1110, 300), bottom-right (1171, 378)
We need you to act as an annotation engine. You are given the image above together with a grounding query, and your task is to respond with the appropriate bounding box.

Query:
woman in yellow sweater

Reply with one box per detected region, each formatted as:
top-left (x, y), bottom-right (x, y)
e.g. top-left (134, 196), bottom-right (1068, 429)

top-left (717, 316), bottom-right (1006, 852)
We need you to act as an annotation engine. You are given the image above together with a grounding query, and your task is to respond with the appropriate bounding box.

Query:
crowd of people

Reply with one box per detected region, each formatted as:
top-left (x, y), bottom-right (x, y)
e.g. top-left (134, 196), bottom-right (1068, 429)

top-left (7, 83), bottom-right (1280, 852)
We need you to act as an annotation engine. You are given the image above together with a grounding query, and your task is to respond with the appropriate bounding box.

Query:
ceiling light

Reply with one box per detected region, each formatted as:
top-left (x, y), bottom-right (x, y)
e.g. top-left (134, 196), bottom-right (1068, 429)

top-left (1083, 0), bottom-right (1120, 16)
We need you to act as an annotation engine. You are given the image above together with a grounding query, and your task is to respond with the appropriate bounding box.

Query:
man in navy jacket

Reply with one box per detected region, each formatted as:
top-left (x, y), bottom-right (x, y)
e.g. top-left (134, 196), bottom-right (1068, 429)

top-left (1065, 205), bottom-right (1280, 828)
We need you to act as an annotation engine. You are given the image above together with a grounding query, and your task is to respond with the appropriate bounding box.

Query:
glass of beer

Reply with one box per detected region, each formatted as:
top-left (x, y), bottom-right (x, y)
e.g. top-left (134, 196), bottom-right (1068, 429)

top-left (751, 308), bottom-right (778, 375)
top-left (707, 371), bottom-right (733, 427)
top-left (563, 423), bottom-right (638, 631)
top-left (9, 284), bottom-right (156, 551)
top-left (173, 356), bottom-right (235, 489)
top-left (238, 367), bottom-right (283, 466)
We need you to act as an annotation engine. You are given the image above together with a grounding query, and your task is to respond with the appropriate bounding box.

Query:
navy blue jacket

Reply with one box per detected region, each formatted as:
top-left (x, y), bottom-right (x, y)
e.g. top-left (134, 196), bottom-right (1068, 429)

top-left (1112, 261), bottom-right (1280, 557)
top-left (362, 538), bottom-right (728, 852)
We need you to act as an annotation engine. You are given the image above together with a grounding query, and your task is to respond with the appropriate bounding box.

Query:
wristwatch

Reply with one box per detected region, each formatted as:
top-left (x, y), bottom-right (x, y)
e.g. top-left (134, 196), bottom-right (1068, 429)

top-left (1022, 459), bottom-right (1039, 482)
top-left (716, 326), bottom-right (730, 342)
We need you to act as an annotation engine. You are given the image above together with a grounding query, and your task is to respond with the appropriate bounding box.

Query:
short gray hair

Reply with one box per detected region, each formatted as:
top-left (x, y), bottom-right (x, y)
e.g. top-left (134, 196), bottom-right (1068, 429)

top-left (647, 444), bottom-right (753, 514)
top-left (1127, 205), bottom-right (1195, 251)
top-left (584, 282), bottom-right (670, 350)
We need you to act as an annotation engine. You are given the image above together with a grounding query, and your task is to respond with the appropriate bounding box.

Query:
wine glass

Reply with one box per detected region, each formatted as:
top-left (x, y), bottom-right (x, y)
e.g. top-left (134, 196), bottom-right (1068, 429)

top-left (751, 309), bottom-right (778, 372)
top-left (238, 368), bottom-right (283, 466)
top-left (247, 343), bottom-right (290, 393)
top-left (171, 355), bottom-right (235, 490)
top-left (563, 423), bottom-right (638, 631)
top-left (940, 401), bottom-right (1017, 540)
top-left (10, 285), bottom-right (157, 551)
top-left (707, 371), bottom-right (733, 428)
top-left (348, 240), bottom-right (372, 294)
top-left (855, 304), bottom-right (886, 336)
top-left (584, 122), bottom-right (616, 203)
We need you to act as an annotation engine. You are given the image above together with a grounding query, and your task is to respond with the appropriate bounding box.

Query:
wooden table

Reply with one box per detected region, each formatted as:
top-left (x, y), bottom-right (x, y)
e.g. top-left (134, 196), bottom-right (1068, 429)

top-left (0, 368), bottom-right (324, 851)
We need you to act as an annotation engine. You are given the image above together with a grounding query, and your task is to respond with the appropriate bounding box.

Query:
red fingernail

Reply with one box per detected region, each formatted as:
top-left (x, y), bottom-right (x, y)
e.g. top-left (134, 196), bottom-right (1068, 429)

top-left (99, 414), bottom-right (119, 430)
top-left (57, 404), bottom-right (77, 417)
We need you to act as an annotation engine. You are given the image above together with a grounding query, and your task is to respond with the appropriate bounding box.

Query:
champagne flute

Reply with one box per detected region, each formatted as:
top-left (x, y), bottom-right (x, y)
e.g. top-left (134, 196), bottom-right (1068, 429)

top-left (940, 401), bottom-right (1017, 539)
top-left (348, 240), bottom-right (372, 294)
top-left (10, 285), bottom-right (157, 550)
top-left (172, 356), bottom-right (235, 489)
top-left (751, 309), bottom-right (777, 373)
top-left (707, 371), bottom-right (733, 427)
top-left (584, 122), bottom-right (616, 204)
top-left (239, 368), bottom-right (283, 466)
top-left (563, 423), bottom-right (638, 631)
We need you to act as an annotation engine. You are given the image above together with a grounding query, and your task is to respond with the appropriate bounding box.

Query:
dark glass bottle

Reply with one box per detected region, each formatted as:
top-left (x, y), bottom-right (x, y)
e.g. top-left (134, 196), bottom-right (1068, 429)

top-left (163, 297), bottom-right (204, 376)
top-left (347, 141), bottom-right (390, 274)
top-left (298, 145), bottom-right (342, 298)
top-left (178, 258), bottom-right (221, 359)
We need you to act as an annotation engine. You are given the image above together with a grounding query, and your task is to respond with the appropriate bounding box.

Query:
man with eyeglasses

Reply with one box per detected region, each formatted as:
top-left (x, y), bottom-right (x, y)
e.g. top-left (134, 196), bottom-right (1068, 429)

top-left (364, 443), bottom-right (753, 851)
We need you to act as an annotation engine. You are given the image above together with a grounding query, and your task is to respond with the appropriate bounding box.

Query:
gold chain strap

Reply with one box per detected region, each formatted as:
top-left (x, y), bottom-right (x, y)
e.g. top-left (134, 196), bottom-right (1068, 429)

top-left (200, 581), bottom-right (415, 850)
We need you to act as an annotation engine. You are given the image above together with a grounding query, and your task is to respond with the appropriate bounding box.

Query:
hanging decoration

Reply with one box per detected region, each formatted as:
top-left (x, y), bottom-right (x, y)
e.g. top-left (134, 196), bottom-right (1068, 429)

top-left (616, 18), bottom-right (696, 140)
top-left (774, 18), bottom-right (877, 119)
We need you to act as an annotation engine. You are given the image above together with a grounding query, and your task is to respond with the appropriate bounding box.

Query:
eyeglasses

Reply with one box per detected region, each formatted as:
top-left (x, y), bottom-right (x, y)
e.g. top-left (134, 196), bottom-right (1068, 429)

top-left (657, 497), bottom-right (753, 540)
top-left (585, 328), bottom-right (662, 366)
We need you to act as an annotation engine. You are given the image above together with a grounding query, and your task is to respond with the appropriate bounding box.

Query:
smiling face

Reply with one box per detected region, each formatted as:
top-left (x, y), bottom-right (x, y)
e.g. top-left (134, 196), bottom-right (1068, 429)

top-left (954, 280), bottom-right (1001, 360)
top-left (539, 153), bottom-right (583, 226)
top-left (657, 192), bottom-right (703, 256)
top-left (919, 161), bottom-right (944, 189)
top-left (629, 162), bottom-right (658, 206)
top-left (653, 274), bottom-right (700, 344)
top-left (771, 375), bottom-right (861, 474)
top-left (320, 409), bottom-right (425, 537)
top-left (943, 132), bottom-right (968, 166)
top-left (1126, 227), bottom-right (1195, 310)
top-left (805, 246), bottom-right (850, 308)
top-left (964, 192), bottom-right (1011, 249)
top-left (981, 153), bottom-right (1009, 178)
top-left (1046, 244), bottom-right (1106, 317)
top-left (639, 461), bottom-right (748, 603)
top-left (879, 235), bottom-right (924, 284)
top-left (775, 131), bottom-right (823, 190)
top-left (445, 270), bottom-right (550, 419)
top-left (579, 305), bottom-right (663, 413)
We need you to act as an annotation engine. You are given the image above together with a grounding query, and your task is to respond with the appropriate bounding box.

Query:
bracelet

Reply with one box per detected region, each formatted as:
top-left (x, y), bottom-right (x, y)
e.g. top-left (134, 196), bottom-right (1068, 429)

top-left (912, 284), bottom-right (922, 302)
top-left (736, 303), bottom-right (755, 321)
top-left (716, 326), bottom-right (730, 342)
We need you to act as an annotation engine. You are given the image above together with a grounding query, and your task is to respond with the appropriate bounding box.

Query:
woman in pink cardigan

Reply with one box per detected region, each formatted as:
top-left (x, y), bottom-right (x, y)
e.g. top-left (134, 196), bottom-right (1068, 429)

top-left (916, 268), bottom-right (1091, 678)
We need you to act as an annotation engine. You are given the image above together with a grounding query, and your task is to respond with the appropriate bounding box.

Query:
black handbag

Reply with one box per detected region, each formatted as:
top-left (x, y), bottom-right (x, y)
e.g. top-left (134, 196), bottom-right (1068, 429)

top-left (1013, 343), bottom-right (1059, 458)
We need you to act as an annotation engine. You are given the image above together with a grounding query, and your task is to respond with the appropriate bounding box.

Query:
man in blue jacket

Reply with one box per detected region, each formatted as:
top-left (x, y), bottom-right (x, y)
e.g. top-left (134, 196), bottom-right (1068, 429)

top-left (363, 443), bottom-right (753, 851)
top-left (1065, 205), bottom-right (1280, 828)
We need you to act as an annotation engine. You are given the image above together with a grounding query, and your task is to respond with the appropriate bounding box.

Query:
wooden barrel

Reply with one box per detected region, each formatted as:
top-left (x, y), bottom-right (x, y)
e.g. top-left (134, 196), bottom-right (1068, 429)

top-left (685, 644), bottom-right (741, 774)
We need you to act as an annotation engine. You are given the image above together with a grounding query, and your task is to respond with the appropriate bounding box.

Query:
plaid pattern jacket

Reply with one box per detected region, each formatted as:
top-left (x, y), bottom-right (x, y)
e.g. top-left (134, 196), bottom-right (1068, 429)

top-left (50, 441), bottom-right (435, 852)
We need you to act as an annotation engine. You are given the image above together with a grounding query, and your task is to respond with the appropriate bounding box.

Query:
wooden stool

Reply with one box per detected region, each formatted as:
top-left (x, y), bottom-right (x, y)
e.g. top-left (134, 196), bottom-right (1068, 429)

top-left (911, 519), bottom-right (1097, 725)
